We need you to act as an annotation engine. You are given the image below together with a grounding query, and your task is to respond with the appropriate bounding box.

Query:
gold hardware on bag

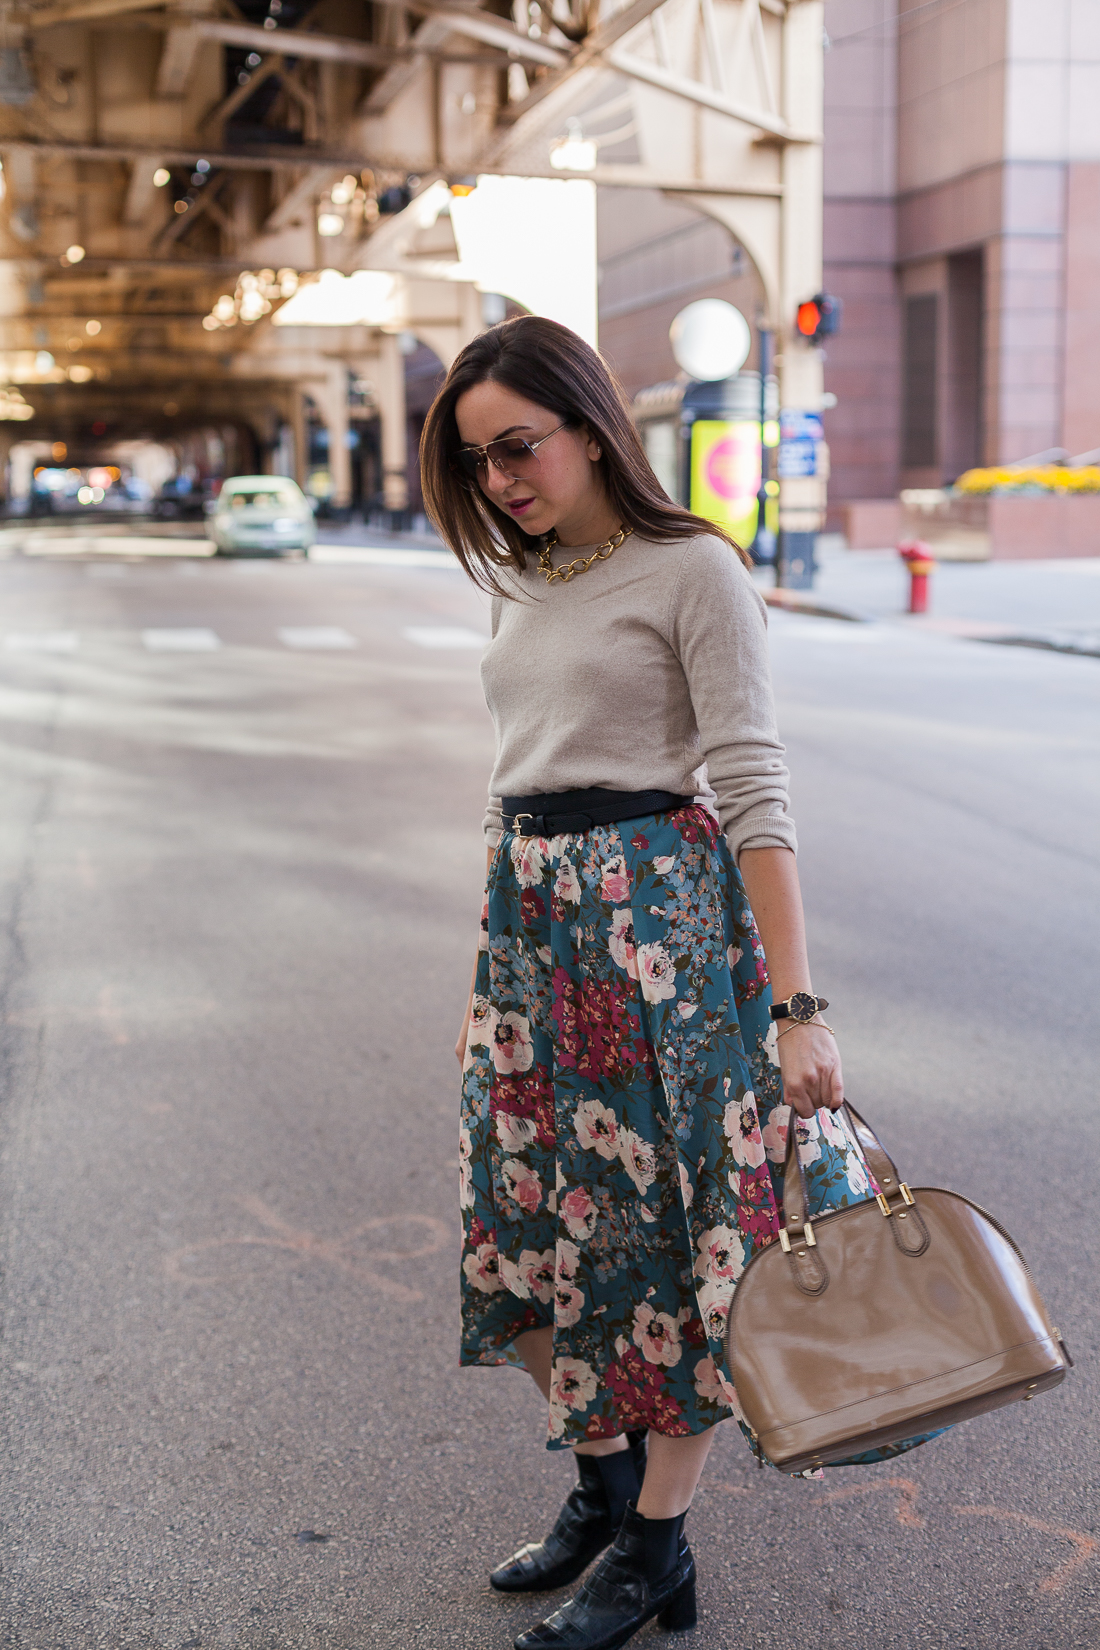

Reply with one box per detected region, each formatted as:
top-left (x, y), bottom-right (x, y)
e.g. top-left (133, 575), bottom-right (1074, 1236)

top-left (779, 1220), bottom-right (815, 1253)
top-left (876, 1183), bottom-right (915, 1217)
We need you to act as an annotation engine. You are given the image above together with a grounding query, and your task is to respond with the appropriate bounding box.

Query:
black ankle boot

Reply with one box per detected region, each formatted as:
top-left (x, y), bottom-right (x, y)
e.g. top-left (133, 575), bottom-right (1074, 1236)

top-left (512, 1502), bottom-right (696, 1650)
top-left (490, 1433), bottom-right (647, 1594)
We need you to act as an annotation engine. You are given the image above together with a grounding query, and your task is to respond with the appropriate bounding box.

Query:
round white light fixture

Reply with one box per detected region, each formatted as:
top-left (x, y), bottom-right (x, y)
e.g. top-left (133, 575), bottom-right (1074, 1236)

top-left (153, 167), bottom-right (170, 187)
top-left (85, 318), bottom-right (101, 335)
top-left (317, 212), bottom-right (345, 237)
top-left (669, 298), bottom-right (751, 382)
top-left (64, 244), bottom-right (85, 264)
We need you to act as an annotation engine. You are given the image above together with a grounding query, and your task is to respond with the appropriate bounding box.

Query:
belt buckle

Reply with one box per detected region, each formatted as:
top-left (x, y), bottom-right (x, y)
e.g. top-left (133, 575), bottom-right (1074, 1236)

top-left (511, 812), bottom-right (535, 838)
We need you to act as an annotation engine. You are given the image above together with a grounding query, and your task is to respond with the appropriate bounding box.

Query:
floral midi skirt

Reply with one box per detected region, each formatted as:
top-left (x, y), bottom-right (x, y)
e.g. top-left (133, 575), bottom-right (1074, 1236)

top-left (458, 805), bottom-right (873, 1456)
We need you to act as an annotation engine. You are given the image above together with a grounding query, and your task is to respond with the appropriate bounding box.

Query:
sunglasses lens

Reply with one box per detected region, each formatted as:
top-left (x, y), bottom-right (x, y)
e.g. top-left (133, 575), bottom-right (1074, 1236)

top-left (488, 439), bottom-right (538, 474)
top-left (456, 449), bottom-right (485, 477)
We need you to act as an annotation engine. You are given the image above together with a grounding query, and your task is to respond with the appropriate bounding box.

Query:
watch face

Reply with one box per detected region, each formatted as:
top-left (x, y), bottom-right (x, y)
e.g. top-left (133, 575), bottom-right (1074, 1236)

top-left (789, 991), bottom-right (818, 1023)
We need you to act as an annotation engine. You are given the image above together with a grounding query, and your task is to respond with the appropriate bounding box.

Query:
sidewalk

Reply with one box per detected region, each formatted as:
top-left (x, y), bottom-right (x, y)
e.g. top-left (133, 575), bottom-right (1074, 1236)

top-left (753, 546), bottom-right (1100, 657)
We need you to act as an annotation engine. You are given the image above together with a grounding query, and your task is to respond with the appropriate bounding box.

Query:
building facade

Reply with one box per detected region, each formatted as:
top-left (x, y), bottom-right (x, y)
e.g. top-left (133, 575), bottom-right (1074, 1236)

top-left (822, 0), bottom-right (1100, 512)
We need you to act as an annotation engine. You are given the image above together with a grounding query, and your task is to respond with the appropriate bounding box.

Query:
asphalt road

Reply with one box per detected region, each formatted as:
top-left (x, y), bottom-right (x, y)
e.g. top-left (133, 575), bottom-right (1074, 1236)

top-left (0, 542), bottom-right (1097, 1650)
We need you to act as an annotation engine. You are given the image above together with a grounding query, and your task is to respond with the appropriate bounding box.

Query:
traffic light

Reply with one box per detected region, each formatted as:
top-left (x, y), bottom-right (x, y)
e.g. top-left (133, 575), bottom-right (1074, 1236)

top-left (796, 293), bottom-right (842, 343)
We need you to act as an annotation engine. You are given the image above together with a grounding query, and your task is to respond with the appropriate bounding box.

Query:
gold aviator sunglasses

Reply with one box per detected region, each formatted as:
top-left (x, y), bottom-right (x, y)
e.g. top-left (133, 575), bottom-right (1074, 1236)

top-left (456, 422), bottom-right (568, 481)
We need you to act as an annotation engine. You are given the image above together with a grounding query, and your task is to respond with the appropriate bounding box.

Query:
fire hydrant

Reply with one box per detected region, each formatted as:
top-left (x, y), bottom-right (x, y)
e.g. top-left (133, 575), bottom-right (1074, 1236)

top-left (898, 540), bottom-right (936, 614)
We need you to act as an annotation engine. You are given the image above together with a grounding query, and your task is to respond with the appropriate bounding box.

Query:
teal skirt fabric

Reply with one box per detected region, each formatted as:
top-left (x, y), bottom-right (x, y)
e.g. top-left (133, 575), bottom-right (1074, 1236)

top-left (458, 806), bottom-right (915, 1463)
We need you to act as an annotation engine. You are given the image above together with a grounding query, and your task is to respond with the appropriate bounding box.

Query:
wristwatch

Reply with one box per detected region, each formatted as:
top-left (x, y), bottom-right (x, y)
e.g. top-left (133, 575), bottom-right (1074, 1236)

top-left (769, 992), bottom-right (829, 1024)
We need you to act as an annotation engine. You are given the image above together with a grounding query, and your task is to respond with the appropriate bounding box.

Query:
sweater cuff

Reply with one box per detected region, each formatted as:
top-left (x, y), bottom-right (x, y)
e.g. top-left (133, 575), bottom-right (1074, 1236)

top-left (484, 794), bottom-right (504, 846)
top-left (725, 811), bottom-right (798, 861)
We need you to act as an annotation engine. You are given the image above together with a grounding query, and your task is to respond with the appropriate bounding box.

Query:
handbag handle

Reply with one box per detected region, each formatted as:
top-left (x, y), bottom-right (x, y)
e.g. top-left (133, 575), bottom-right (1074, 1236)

top-left (781, 1100), bottom-right (905, 1236)
top-left (839, 1102), bottom-right (903, 1198)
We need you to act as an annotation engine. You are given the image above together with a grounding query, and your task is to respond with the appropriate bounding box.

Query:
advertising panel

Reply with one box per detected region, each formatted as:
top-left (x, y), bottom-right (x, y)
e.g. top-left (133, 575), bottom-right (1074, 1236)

top-left (690, 420), bottom-right (761, 545)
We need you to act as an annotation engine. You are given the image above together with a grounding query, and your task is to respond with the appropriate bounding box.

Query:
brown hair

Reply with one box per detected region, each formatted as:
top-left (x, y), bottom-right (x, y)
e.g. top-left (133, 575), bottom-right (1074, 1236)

top-left (419, 315), bottom-right (751, 592)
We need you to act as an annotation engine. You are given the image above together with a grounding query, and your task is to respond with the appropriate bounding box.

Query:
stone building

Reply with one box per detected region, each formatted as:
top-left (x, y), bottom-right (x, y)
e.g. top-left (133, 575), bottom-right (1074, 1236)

top-left (822, 0), bottom-right (1100, 515)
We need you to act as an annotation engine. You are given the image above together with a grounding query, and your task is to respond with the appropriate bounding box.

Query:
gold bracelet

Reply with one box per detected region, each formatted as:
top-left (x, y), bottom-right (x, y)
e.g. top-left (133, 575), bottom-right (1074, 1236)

top-left (777, 1016), bottom-right (835, 1040)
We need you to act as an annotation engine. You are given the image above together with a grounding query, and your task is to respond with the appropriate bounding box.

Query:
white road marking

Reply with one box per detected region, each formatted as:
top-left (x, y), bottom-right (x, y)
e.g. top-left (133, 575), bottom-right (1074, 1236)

top-left (142, 628), bottom-right (221, 652)
top-left (4, 631), bottom-right (79, 653)
top-left (313, 545), bottom-right (455, 569)
top-left (278, 627), bottom-right (357, 649)
top-left (403, 625), bottom-right (489, 649)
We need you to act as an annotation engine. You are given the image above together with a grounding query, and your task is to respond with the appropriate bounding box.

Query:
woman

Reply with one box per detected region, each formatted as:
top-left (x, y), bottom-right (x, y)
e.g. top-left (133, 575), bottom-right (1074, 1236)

top-left (420, 316), bottom-right (869, 1650)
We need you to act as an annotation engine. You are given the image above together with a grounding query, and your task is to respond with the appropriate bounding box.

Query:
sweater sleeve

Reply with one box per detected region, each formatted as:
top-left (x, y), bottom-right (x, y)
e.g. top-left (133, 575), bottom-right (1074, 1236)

top-left (668, 537), bottom-right (797, 861)
top-left (483, 593), bottom-right (505, 845)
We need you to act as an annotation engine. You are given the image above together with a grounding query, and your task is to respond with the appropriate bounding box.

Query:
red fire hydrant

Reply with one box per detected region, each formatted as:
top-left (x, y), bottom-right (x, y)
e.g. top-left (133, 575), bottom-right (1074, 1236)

top-left (898, 540), bottom-right (936, 614)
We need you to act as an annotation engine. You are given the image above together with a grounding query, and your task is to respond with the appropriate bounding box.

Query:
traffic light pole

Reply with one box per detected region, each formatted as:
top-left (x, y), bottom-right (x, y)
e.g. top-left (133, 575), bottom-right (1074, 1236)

top-left (750, 325), bottom-right (775, 565)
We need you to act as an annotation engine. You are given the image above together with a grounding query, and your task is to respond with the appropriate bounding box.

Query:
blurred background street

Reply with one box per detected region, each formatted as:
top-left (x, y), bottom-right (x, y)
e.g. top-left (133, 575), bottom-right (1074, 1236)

top-left (2, 0), bottom-right (1100, 1642)
top-left (1, 534), bottom-right (1097, 1649)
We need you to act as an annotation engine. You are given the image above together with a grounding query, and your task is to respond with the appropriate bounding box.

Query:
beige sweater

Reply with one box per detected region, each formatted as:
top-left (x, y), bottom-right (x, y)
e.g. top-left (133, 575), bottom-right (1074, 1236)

top-left (481, 531), bottom-right (796, 861)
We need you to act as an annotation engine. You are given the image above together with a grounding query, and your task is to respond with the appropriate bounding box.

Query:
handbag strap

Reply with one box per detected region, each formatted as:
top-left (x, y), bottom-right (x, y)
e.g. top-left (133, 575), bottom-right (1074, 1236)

top-left (781, 1100), bottom-right (906, 1233)
top-left (840, 1102), bottom-right (903, 1198)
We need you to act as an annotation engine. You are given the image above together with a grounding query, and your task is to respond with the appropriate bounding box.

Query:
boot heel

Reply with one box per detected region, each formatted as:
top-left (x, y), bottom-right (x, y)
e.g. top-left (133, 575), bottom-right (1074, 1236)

top-left (657, 1576), bottom-right (697, 1631)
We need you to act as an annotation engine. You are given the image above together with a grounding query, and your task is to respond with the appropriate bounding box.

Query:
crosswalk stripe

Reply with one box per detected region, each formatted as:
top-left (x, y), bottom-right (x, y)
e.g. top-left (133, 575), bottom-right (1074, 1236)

top-left (4, 631), bottom-right (79, 653)
top-left (142, 628), bottom-right (221, 652)
top-left (278, 627), bottom-right (357, 649)
top-left (403, 625), bottom-right (489, 650)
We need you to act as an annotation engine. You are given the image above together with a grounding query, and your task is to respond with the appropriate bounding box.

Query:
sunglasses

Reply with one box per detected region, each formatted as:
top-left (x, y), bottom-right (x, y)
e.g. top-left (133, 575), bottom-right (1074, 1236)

top-left (455, 422), bottom-right (568, 481)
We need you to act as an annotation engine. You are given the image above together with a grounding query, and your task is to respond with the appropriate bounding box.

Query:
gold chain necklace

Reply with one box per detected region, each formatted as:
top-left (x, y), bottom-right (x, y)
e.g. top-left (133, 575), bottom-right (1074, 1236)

top-left (536, 525), bottom-right (632, 585)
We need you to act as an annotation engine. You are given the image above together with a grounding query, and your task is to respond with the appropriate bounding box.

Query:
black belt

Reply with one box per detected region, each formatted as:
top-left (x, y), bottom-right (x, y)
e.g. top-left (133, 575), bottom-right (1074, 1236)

top-left (500, 787), bottom-right (694, 838)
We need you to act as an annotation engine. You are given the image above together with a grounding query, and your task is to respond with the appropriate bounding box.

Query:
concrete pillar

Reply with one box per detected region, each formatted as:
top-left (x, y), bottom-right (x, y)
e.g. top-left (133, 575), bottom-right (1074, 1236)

top-left (377, 331), bottom-right (409, 512)
top-left (324, 364), bottom-right (352, 511)
top-left (288, 387), bottom-right (308, 489)
top-left (0, 430), bottom-right (14, 500)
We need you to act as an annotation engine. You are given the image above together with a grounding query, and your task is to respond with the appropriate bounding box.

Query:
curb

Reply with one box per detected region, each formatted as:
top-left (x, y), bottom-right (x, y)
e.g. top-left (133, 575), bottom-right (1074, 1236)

top-left (761, 590), bottom-right (870, 623)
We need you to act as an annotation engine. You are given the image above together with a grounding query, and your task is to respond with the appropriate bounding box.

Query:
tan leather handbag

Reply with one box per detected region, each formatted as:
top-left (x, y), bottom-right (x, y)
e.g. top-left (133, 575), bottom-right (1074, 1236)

top-left (726, 1104), bottom-right (1071, 1474)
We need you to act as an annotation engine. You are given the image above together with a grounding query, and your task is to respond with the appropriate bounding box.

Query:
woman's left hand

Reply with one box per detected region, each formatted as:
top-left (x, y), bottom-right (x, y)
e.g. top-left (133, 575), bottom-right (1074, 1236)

top-left (776, 1022), bottom-right (844, 1118)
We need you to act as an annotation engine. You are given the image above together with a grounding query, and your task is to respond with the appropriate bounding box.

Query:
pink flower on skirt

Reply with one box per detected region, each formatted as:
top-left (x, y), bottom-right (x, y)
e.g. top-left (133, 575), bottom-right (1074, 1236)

top-left (600, 854), bottom-right (631, 904)
top-left (632, 1302), bottom-right (683, 1367)
top-left (462, 1241), bottom-right (503, 1294)
top-left (492, 1010), bottom-right (534, 1075)
top-left (560, 1184), bottom-right (598, 1240)
top-left (501, 1157), bottom-right (542, 1214)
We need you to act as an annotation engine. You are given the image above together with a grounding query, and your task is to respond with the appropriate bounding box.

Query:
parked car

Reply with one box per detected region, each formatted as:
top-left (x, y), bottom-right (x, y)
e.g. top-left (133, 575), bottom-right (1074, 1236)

top-left (153, 475), bottom-right (210, 520)
top-left (210, 476), bottom-right (316, 556)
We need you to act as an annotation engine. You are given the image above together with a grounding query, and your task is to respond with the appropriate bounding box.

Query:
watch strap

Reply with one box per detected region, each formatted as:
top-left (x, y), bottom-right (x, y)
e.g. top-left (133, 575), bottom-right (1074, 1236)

top-left (769, 993), bottom-right (829, 1023)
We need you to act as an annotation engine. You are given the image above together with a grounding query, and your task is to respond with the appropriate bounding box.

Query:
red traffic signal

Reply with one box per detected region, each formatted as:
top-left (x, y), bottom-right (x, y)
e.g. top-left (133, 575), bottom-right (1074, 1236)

top-left (796, 293), bottom-right (842, 343)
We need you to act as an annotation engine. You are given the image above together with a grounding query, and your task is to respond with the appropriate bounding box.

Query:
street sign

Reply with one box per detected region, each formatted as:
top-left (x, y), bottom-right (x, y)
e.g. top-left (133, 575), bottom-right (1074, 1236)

top-left (777, 409), bottom-right (823, 477)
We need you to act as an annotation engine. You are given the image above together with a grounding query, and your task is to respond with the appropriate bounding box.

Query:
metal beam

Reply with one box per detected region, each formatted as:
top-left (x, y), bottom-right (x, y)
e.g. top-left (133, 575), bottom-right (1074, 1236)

top-left (122, 155), bottom-right (164, 225)
top-left (410, 7), bottom-right (568, 66)
top-left (360, 16), bottom-right (452, 115)
top-left (263, 164), bottom-right (339, 233)
top-left (605, 48), bottom-right (795, 139)
top-left (0, 138), bottom-right (374, 173)
top-left (155, 22), bottom-right (206, 98)
top-left (486, 163), bottom-right (782, 194)
top-left (176, 19), bottom-right (400, 70)
top-left (29, 0), bottom-right (159, 27)
top-left (496, 0), bottom-right (672, 124)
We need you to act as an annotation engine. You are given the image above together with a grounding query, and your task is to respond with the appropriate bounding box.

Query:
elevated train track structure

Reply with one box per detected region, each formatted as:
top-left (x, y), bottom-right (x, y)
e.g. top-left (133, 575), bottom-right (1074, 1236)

top-left (0, 0), bottom-right (825, 517)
